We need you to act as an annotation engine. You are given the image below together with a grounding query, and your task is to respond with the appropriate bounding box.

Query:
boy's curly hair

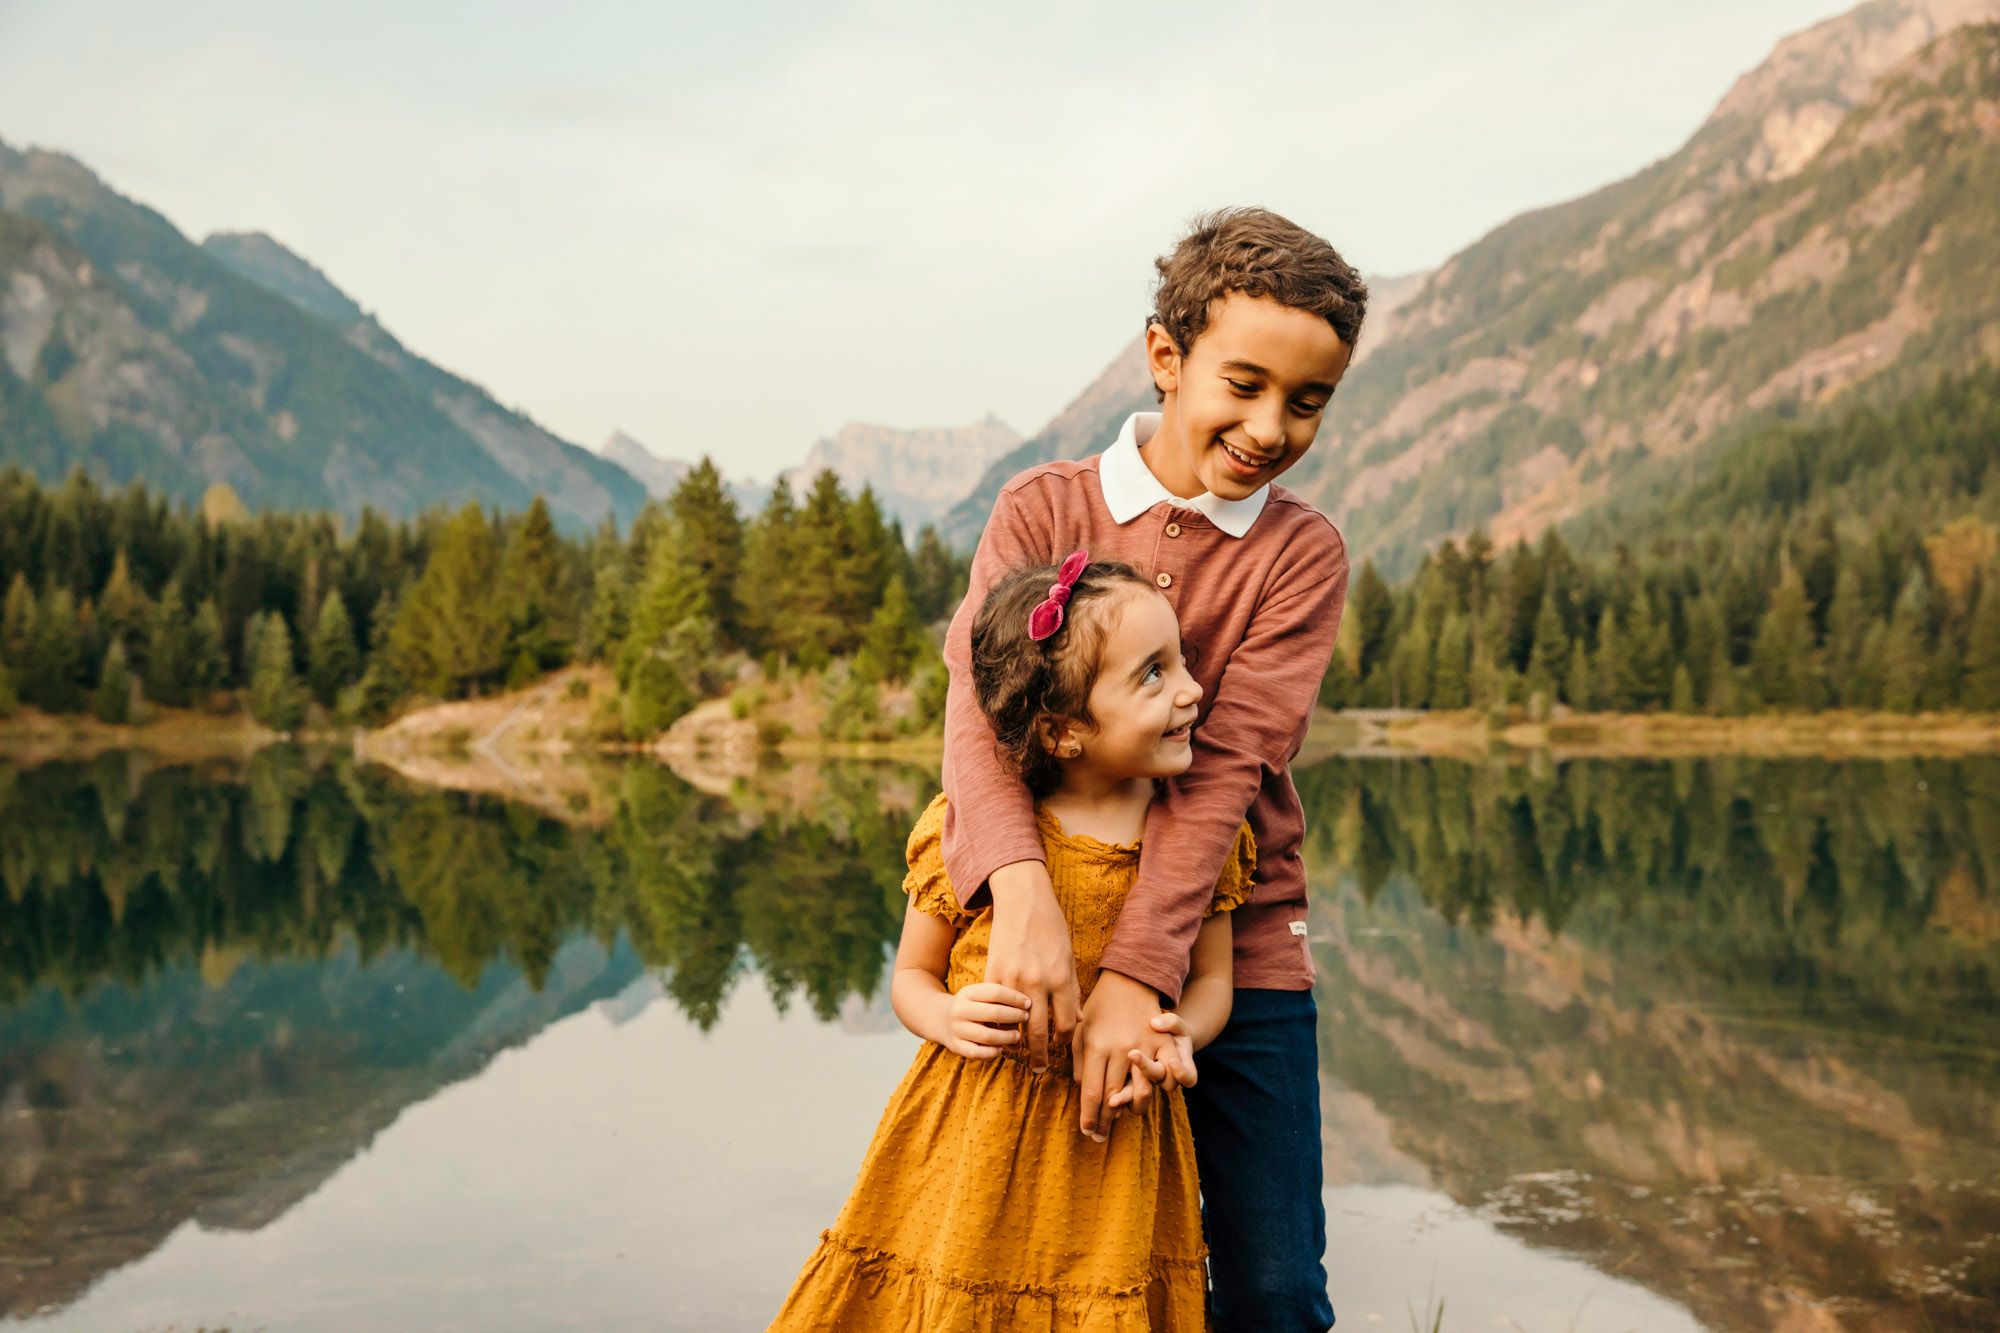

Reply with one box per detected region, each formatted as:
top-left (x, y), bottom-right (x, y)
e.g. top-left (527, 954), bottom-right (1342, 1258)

top-left (970, 559), bottom-right (1156, 797)
top-left (1150, 207), bottom-right (1369, 389)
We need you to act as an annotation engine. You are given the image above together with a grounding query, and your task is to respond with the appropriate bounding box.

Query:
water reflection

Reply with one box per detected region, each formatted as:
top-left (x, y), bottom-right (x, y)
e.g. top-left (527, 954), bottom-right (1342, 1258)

top-left (0, 749), bottom-right (1995, 1330)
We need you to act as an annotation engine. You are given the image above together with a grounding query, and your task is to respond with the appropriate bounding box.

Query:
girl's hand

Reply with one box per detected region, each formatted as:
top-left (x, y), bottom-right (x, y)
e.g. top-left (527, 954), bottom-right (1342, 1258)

top-left (945, 983), bottom-right (1031, 1059)
top-left (1147, 1012), bottom-right (1198, 1087)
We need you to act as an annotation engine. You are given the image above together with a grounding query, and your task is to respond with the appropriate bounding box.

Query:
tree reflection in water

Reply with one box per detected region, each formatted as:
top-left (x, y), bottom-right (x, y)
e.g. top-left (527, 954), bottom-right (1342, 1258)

top-left (0, 749), bottom-right (1996, 1330)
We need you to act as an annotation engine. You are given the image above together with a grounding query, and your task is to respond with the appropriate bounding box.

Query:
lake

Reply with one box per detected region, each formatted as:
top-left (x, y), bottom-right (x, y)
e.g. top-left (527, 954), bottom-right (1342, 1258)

top-left (1, 748), bottom-right (1995, 1332)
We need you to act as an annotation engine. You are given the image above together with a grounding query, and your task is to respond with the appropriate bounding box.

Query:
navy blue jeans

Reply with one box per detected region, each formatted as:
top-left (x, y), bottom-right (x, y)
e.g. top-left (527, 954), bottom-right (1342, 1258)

top-left (1184, 987), bottom-right (1335, 1332)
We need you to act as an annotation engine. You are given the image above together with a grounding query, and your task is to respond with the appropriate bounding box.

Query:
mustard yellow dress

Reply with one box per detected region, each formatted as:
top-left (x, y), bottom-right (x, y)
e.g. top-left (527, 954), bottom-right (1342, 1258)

top-left (767, 794), bottom-right (1255, 1333)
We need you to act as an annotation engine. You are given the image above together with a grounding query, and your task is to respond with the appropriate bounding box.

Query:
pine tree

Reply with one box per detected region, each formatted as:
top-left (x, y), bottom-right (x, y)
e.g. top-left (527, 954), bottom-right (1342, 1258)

top-left (1564, 641), bottom-right (1594, 711)
top-left (1390, 619), bottom-right (1432, 709)
top-left (1, 574), bottom-right (36, 672)
top-left (93, 639), bottom-right (133, 724)
top-left (391, 503), bottom-right (505, 697)
top-left (1430, 614), bottom-right (1470, 709)
top-left (308, 589), bottom-right (359, 707)
top-left (1707, 642), bottom-right (1740, 716)
top-left (1880, 570), bottom-right (1929, 713)
top-left (498, 497), bottom-right (574, 686)
top-left (1669, 662), bottom-right (1696, 713)
top-left (1824, 566), bottom-right (1869, 705)
top-left (909, 526), bottom-right (960, 623)
top-left (1623, 593), bottom-right (1673, 709)
top-left (190, 597), bottom-right (228, 695)
top-left (25, 587), bottom-right (84, 713)
top-left (667, 460), bottom-right (745, 642)
top-left (1751, 566), bottom-right (1812, 709)
top-left (1964, 574), bottom-right (2000, 711)
top-left (623, 654), bottom-right (696, 736)
top-left (1594, 608), bottom-right (1630, 711)
top-left (738, 480), bottom-right (800, 656)
top-left (864, 576), bottom-right (928, 685)
top-left (1525, 576), bottom-right (1569, 702)
top-left (97, 550), bottom-right (151, 661)
top-left (1352, 561), bottom-right (1394, 680)
top-left (144, 581), bottom-right (194, 706)
top-left (249, 611), bottom-right (307, 731)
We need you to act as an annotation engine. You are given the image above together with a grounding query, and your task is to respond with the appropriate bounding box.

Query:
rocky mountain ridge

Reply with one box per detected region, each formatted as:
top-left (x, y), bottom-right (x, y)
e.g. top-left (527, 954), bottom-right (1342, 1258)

top-left (1290, 0), bottom-right (2000, 571)
top-left (0, 145), bottom-right (645, 530)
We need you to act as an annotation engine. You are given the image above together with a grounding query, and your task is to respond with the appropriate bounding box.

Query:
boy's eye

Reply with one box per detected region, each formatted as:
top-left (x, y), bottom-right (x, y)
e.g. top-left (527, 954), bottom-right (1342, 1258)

top-left (1142, 664), bottom-right (1163, 685)
top-left (1227, 379), bottom-right (1257, 395)
top-left (1292, 398), bottom-right (1327, 416)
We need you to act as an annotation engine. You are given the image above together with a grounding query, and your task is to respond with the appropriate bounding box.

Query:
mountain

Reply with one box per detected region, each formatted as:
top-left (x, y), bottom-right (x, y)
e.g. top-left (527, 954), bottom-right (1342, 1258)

top-left (937, 270), bottom-right (1432, 552)
top-left (1287, 0), bottom-right (2000, 572)
top-left (598, 429), bottom-right (690, 497)
top-left (782, 413), bottom-right (1020, 533)
top-left (0, 142), bottom-right (645, 530)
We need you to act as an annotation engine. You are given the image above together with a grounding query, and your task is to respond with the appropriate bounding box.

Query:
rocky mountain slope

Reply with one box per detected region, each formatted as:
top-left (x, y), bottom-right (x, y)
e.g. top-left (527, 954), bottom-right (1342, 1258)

top-left (1291, 0), bottom-right (2000, 571)
top-left (597, 429), bottom-right (689, 498)
top-left (782, 413), bottom-right (1020, 532)
top-left (0, 143), bottom-right (645, 530)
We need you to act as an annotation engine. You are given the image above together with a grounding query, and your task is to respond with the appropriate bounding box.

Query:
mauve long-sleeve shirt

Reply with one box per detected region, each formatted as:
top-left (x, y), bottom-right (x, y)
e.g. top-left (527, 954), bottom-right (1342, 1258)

top-left (940, 416), bottom-right (1349, 1004)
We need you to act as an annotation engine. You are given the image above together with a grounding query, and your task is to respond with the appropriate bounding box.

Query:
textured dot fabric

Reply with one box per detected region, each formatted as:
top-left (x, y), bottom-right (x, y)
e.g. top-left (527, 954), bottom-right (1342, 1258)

top-left (766, 795), bottom-right (1254, 1332)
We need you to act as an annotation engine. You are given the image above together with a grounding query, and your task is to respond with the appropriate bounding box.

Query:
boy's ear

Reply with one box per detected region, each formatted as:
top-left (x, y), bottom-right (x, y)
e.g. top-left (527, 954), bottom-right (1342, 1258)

top-left (1145, 322), bottom-right (1182, 399)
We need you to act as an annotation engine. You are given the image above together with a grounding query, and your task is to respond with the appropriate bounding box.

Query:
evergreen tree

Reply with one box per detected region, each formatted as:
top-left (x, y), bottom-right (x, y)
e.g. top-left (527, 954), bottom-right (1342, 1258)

top-left (1964, 575), bottom-right (2000, 711)
top-left (624, 654), bottom-right (696, 736)
top-left (1824, 566), bottom-right (1870, 705)
top-left (93, 639), bottom-right (133, 724)
top-left (308, 589), bottom-right (359, 707)
top-left (1525, 576), bottom-right (1569, 702)
top-left (1564, 642), bottom-right (1594, 710)
top-left (1389, 618), bottom-right (1432, 709)
top-left (738, 480), bottom-right (800, 656)
top-left (1669, 662), bottom-right (1697, 713)
top-left (1352, 561), bottom-right (1394, 680)
top-left (864, 576), bottom-right (928, 685)
top-left (2, 573), bottom-right (35, 672)
top-left (1623, 593), bottom-right (1673, 709)
top-left (498, 497), bottom-right (574, 686)
top-left (391, 504), bottom-right (505, 697)
top-left (667, 460), bottom-right (745, 642)
top-left (1430, 614), bottom-right (1470, 709)
top-left (909, 526), bottom-right (961, 623)
top-left (0, 664), bottom-right (16, 719)
top-left (1707, 642), bottom-right (1740, 716)
top-left (190, 597), bottom-right (228, 695)
top-left (249, 610), bottom-right (307, 731)
top-left (1880, 571), bottom-right (1930, 713)
top-left (1751, 566), bottom-right (1813, 709)
top-left (25, 587), bottom-right (83, 713)
top-left (97, 550), bottom-right (151, 661)
top-left (1594, 608), bottom-right (1630, 711)
top-left (144, 581), bottom-right (194, 706)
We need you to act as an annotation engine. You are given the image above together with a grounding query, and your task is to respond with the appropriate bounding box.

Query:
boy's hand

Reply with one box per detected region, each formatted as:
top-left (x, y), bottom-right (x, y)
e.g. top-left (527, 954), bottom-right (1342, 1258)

top-left (942, 982), bottom-right (1031, 1060)
top-left (986, 861), bottom-right (1080, 1073)
top-left (1075, 970), bottom-right (1163, 1138)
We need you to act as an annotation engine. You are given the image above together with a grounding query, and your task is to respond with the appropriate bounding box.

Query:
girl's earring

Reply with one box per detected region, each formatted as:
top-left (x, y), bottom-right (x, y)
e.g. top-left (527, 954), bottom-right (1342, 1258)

top-left (1061, 742), bottom-right (1081, 758)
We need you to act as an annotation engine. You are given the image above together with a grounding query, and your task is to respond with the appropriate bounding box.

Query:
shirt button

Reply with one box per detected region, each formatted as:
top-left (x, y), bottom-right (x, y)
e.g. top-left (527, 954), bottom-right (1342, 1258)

top-left (1165, 522), bottom-right (1182, 538)
top-left (1155, 572), bottom-right (1173, 589)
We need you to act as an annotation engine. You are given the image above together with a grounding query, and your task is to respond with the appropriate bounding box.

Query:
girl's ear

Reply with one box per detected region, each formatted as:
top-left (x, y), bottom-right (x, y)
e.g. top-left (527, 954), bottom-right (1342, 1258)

top-left (1043, 716), bottom-right (1087, 761)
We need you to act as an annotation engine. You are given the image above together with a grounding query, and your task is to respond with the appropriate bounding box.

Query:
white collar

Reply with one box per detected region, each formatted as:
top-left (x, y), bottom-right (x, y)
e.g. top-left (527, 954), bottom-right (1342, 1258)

top-left (1096, 413), bottom-right (1269, 539)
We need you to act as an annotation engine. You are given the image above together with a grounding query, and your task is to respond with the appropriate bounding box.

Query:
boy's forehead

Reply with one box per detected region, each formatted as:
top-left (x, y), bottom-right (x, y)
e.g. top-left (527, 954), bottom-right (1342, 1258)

top-left (1195, 291), bottom-right (1351, 381)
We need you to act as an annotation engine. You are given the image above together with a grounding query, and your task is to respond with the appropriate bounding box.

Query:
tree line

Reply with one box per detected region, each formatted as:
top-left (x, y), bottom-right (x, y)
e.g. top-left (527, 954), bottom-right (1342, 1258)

top-left (1322, 365), bottom-right (2000, 716)
top-left (0, 462), bottom-right (967, 735)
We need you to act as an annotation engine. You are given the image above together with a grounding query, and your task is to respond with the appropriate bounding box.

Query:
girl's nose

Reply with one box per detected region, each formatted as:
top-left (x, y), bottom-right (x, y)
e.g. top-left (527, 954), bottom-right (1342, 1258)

top-left (1178, 673), bottom-right (1204, 707)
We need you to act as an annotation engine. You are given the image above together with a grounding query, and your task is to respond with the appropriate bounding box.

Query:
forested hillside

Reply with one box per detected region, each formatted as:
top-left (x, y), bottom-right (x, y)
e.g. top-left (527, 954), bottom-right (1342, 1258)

top-left (1324, 363), bottom-right (2000, 715)
top-left (0, 143), bottom-right (645, 529)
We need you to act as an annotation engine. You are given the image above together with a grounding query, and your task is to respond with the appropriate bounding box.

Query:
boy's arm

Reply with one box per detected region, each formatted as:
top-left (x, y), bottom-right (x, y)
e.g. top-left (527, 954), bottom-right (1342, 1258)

top-left (940, 480), bottom-right (1079, 1070)
top-left (1102, 555), bottom-right (1348, 1001)
top-left (1076, 546), bottom-right (1347, 1137)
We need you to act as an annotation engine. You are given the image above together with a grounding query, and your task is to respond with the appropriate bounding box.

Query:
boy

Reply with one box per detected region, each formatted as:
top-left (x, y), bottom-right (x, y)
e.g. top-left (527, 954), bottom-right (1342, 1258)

top-left (940, 207), bottom-right (1366, 1332)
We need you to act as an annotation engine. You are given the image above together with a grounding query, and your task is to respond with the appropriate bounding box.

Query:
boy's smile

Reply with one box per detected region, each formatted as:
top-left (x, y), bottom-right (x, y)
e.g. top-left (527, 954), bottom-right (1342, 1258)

top-left (1142, 292), bottom-right (1352, 503)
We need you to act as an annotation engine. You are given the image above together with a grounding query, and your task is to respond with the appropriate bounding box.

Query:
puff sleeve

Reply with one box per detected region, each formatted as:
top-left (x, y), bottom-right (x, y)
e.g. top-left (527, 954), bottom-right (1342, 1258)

top-left (1205, 822), bottom-right (1257, 918)
top-left (904, 794), bottom-right (976, 924)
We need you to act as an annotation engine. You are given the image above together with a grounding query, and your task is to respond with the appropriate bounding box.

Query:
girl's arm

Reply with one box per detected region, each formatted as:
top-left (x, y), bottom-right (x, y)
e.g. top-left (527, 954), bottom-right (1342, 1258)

top-left (889, 904), bottom-right (1032, 1059)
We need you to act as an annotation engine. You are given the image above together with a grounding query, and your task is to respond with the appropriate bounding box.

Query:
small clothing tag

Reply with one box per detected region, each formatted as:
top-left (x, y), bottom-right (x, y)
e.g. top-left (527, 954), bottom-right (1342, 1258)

top-left (1289, 921), bottom-right (1308, 936)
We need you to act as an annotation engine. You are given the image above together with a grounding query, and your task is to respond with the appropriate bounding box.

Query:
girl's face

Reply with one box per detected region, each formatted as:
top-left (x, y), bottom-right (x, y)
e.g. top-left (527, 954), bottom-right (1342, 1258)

top-left (1060, 587), bottom-right (1203, 780)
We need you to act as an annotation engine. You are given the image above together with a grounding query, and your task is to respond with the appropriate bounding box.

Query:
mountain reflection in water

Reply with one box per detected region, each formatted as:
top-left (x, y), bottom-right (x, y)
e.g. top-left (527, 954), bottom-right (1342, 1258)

top-left (0, 748), bottom-right (1994, 1331)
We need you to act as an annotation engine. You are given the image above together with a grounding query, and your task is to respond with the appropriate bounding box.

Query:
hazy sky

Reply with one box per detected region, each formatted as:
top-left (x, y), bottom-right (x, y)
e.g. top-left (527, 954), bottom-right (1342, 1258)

top-left (0, 0), bottom-right (1845, 478)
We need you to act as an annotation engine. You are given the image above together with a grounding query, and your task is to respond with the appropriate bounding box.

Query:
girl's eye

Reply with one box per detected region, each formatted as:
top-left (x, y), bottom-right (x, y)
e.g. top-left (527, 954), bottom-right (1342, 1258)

top-left (1227, 380), bottom-right (1257, 395)
top-left (1143, 664), bottom-right (1163, 685)
top-left (1292, 399), bottom-right (1327, 417)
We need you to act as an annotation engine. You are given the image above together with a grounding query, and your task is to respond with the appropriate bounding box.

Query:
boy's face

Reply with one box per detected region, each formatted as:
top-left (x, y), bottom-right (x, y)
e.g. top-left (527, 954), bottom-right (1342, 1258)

top-left (1145, 292), bottom-right (1352, 501)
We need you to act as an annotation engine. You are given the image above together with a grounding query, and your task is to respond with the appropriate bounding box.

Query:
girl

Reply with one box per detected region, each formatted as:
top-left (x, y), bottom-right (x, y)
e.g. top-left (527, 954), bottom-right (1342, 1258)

top-left (768, 551), bottom-right (1254, 1331)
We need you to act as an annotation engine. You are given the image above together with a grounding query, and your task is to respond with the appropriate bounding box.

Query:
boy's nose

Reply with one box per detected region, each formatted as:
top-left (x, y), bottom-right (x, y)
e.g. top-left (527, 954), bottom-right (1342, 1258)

top-left (1179, 674), bottom-right (1204, 707)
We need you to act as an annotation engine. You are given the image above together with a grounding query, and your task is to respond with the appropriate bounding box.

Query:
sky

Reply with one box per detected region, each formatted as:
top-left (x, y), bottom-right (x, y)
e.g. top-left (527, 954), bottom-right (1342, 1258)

top-left (0, 0), bottom-right (1847, 479)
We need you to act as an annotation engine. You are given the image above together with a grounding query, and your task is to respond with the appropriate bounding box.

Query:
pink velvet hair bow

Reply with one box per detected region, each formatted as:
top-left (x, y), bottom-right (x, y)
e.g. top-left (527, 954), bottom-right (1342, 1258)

top-left (1028, 550), bottom-right (1090, 642)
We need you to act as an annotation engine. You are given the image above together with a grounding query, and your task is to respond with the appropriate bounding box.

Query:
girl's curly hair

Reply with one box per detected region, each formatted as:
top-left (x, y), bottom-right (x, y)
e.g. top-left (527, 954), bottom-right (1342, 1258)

top-left (970, 559), bottom-right (1156, 797)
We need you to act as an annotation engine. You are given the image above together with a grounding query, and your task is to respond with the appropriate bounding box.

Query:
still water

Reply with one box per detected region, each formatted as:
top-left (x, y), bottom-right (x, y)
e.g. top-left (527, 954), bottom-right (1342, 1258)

top-left (1, 748), bottom-right (1995, 1331)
